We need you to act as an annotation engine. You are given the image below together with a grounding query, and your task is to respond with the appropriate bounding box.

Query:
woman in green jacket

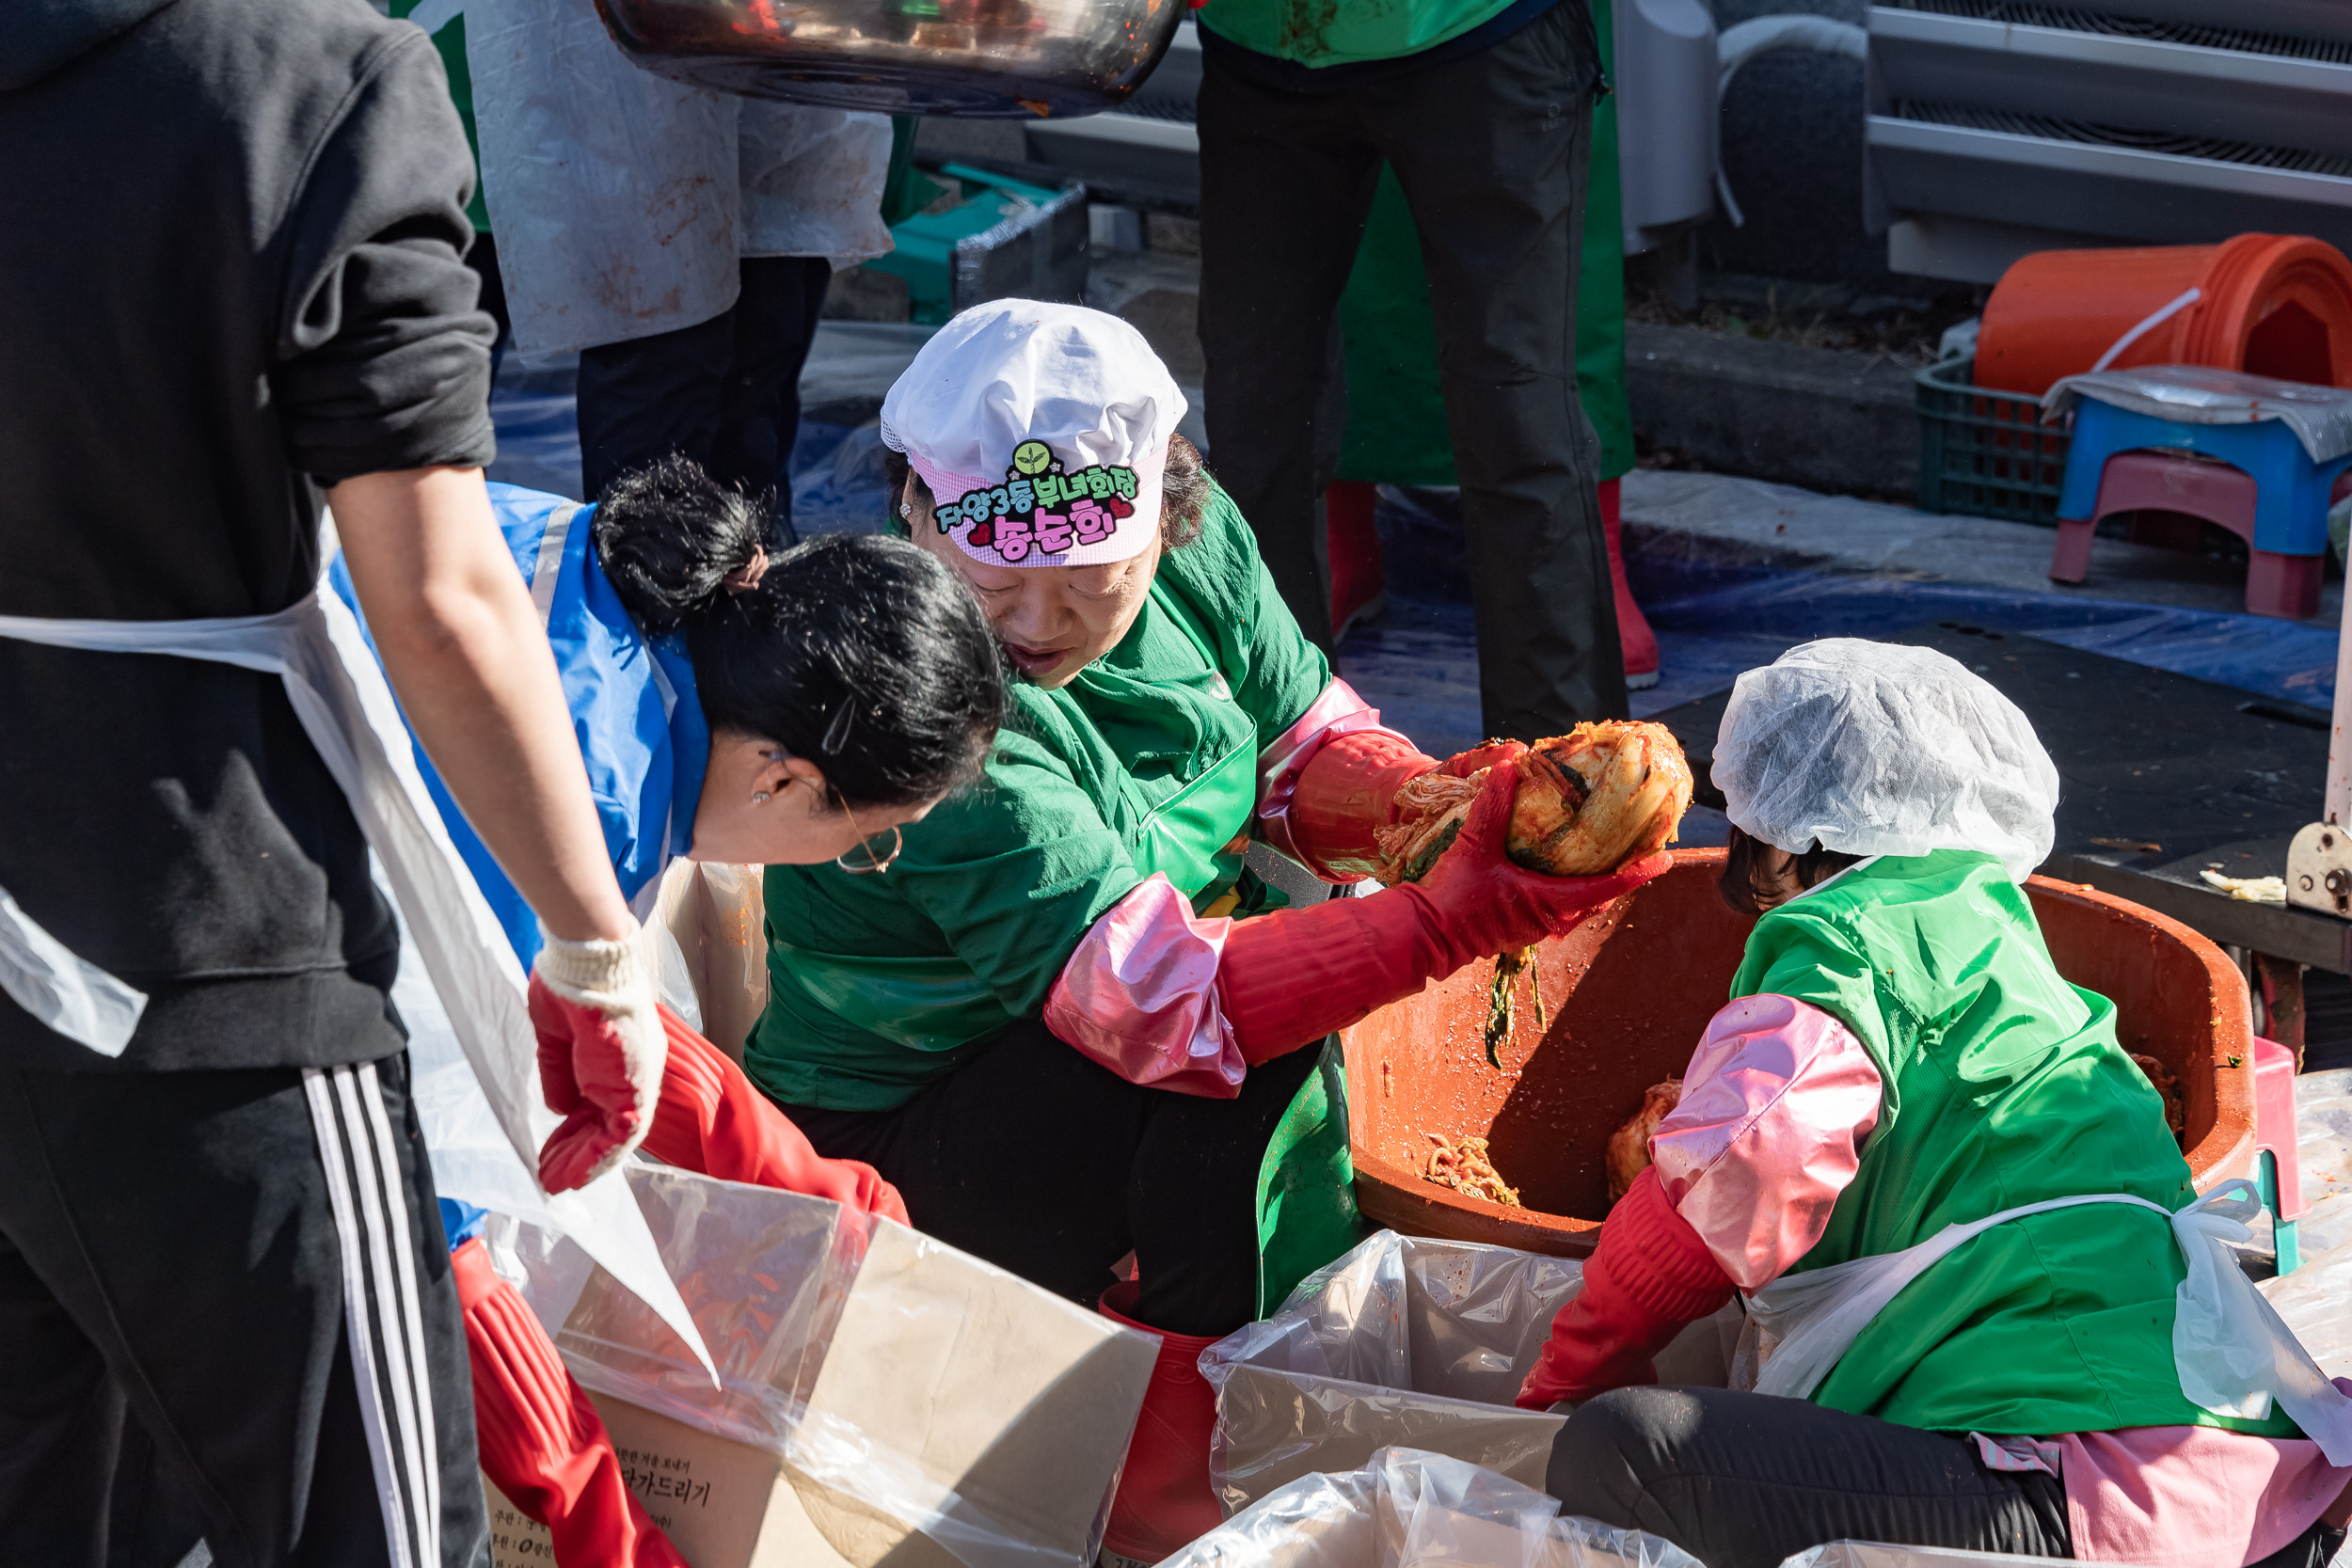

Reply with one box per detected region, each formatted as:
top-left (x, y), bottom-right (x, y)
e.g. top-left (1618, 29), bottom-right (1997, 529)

top-left (741, 300), bottom-right (1662, 1559)
top-left (1519, 639), bottom-right (2351, 1568)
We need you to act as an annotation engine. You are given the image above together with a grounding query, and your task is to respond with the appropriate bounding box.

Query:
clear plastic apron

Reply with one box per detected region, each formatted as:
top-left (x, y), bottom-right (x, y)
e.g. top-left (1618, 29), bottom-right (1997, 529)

top-left (0, 578), bottom-right (711, 1374)
top-left (1746, 1180), bottom-right (2352, 1463)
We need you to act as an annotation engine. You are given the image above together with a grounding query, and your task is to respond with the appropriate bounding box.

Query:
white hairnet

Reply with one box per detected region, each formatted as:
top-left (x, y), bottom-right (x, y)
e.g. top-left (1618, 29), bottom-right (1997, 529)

top-left (1713, 639), bottom-right (2060, 880)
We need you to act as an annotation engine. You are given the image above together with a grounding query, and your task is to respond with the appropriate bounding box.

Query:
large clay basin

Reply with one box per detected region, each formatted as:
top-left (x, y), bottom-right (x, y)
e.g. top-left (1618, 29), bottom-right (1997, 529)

top-left (1341, 849), bottom-right (2257, 1258)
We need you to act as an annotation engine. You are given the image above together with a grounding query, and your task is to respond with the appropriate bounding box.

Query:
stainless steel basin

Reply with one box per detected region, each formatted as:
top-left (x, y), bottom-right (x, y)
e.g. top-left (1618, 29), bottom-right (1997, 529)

top-left (595, 0), bottom-right (1188, 118)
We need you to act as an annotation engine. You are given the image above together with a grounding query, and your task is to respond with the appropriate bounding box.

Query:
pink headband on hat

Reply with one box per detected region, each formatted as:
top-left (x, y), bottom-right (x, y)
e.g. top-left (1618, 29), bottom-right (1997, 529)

top-left (912, 440), bottom-right (1167, 569)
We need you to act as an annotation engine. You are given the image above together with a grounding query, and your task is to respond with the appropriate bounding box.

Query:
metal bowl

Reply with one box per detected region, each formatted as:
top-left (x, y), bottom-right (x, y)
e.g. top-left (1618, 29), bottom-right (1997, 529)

top-left (594, 0), bottom-right (1187, 119)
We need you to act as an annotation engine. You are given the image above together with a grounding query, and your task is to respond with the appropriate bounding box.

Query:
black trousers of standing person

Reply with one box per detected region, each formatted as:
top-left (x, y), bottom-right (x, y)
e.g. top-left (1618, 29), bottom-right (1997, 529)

top-left (1197, 2), bottom-right (1626, 741)
top-left (1548, 1385), bottom-right (2350, 1568)
top-left (781, 1018), bottom-right (1326, 1336)
top-left (0, 1054), bottom-right (485, 1568)
top-left (575, 255), bottom-right (833, 538)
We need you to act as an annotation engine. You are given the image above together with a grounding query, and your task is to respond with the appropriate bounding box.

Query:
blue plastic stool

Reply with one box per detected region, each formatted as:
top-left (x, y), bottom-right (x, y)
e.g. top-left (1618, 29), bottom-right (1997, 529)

top-left (2058, 398), bottom-right (2350, 550)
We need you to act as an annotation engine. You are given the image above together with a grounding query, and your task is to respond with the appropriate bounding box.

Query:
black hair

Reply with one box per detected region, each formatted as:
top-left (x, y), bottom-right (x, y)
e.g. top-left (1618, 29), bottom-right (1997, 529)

top-left (1717, 825), bottom-right (1862, 917)
top-left (884, 432), bottom-right (1216, 549)
top-left (593, 454), bottom-right (1004, 810)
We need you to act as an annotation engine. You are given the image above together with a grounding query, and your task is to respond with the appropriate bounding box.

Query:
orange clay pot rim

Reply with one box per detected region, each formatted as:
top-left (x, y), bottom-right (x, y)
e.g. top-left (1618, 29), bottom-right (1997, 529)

top-left (1346, 852), bottom-right (2258, 1242)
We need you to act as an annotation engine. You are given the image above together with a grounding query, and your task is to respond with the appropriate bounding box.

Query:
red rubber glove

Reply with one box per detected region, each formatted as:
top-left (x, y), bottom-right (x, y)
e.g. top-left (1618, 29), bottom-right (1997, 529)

top-left (1287, 729), bottom-right (1438, 879)
top-left (1222, 766), bottom-right (1670, 1063)
top-left (1515, 1166), bottom-right (1735, 1409)
top-left (1287, 733), bottom-right (1534, 880)
top-left (529, 933), bottom-right (669, 1194)
top-left (641, 1006), bottom-right (910, 1225)
top-left (454, 1237), bottom-right (691, 1568)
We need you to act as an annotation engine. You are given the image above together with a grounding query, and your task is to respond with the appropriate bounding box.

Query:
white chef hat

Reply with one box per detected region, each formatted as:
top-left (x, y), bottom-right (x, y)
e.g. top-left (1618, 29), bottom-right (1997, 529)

top-left (1712, 639), bottom-right (2060, 881)
top-left (879, 299), bottom-right (1188, 568)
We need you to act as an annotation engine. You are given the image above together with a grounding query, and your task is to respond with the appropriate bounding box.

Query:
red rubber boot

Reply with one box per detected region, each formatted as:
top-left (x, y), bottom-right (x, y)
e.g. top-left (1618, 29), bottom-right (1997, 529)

top-left (1599, 477), bottom-right (1659, 689)
top-left (453, 1238), bottom-right (691, 1568)
top-left (1326, 480), bottom-right (1388, 643)
top-left (1097, 1281), bottom-right (1227, 1562)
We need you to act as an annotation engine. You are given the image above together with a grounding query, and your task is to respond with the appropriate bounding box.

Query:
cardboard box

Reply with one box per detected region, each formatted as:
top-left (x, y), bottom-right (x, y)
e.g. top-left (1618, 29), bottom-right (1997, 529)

top-left (485, 1391), bottom-right (909, 1568)
top-left (510, 1194), bottom-right (1157, 1568)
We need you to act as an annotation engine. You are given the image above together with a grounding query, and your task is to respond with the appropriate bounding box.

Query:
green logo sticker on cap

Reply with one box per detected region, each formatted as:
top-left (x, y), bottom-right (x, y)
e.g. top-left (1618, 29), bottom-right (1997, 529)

top-left (1010, 440), bottom-right (1054, 477)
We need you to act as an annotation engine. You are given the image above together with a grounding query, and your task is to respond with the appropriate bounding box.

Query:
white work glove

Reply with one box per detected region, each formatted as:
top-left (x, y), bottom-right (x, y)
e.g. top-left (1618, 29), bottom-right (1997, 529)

top-left (526, 931), bottom-right (668, 1193)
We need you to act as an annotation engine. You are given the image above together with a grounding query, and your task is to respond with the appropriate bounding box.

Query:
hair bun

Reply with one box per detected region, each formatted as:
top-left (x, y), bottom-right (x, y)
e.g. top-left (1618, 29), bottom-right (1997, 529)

top-left (591, 454), bottom-right (770, 634)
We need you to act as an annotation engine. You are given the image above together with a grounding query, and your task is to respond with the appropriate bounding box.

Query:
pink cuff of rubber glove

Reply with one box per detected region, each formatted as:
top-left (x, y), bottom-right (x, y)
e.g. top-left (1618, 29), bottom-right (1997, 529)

top-left (531, 932), bottom-right (666, 1194)
top-left (1045, 875), bottom-right (1247, 1097)
top-left (1650, 994), bottom-right (1882, 1290)
top-left (1255, 679), bottom-right (1418, 880)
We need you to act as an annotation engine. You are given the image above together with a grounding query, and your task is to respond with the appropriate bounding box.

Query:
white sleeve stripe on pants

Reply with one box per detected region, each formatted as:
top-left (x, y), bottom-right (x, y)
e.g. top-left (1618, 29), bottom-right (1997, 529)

top-left (336, 1064), bottom-right (442, 1536)
top-left (351, 1059), bottom-right (444, 1530)
top-left (304, 1065), bottom-right (437, 1568)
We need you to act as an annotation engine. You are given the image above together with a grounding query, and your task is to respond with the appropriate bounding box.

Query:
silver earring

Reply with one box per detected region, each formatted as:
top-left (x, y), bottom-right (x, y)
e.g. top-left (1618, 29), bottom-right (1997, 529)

top-left (898, 501), bottom-right (912, 518)
top-left (752, 791), bottom-right (771, 804)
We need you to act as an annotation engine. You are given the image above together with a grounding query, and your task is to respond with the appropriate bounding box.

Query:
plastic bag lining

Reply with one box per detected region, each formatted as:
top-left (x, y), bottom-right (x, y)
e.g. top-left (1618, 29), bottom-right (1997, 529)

top-left (1162, 1446), bottom-right (1701, 1568)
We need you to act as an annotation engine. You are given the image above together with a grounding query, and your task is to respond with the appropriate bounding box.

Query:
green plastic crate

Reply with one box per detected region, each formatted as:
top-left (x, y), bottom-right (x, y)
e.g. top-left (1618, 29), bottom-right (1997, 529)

top-left (1915, 356), bottom-right (2072, 526)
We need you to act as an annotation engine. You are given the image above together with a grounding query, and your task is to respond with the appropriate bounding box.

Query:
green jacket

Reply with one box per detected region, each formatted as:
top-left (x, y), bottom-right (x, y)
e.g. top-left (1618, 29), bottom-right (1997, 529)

top-left (390, 0), bottom-right (487, 232)
top-left (1198, 0), bottom-right (1532, 69)
top-left (1333, 0), bottom-right (1630, 486)
top-left (746, 486), bottom-right (1331, 1112)
top-left (1735, 852), bottom-right (2299, 1439)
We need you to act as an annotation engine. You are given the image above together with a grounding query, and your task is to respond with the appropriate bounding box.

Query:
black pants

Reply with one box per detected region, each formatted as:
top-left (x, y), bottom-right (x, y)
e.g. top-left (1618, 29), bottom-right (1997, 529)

top-left (0, 1056), bottom-right (484, 1568)
top-left (1196, 4), bottom-right (1626, 739)
top-left (1548, 1386), bottom-right (2349, 1568)
top-left (575, 255), bottom-right (833, 534)
top-left (783, 1018), bottom-right (1324, 1337)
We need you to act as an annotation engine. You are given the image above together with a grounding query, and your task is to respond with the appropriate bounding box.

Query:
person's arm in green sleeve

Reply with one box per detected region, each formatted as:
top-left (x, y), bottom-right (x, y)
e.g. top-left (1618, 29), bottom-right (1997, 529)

top-left (889, 730), bottom-right (1149, 1022)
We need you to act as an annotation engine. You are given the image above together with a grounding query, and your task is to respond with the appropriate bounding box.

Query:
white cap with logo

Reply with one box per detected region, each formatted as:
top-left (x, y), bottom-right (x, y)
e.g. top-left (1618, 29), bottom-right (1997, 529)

top-left (880, 299), bottom-right (1187, 568)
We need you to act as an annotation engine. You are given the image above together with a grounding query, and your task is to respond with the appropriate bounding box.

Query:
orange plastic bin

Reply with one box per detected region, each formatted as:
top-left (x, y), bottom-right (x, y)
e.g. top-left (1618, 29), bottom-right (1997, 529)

top-left (1976, 234), bottom-right (2352, 398)
top-left (1342, 849), bottom-right (2257, 1257)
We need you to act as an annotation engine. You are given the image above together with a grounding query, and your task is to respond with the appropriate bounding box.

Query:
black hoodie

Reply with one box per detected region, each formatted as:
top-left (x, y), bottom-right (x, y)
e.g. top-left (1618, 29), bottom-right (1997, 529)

top-left (0, 0), bottom-right (498, 1070)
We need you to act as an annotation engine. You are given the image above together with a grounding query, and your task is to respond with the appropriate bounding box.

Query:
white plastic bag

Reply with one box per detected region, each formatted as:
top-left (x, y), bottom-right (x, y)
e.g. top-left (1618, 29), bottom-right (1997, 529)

top-left (2262, 1233), bottom-right (2352, 1383)
top-left (1203, 1230), bottom-right (1740, 1515)
top-left (1162, 1448), bottom-right (1700, 1568)
top-left (526, 1162), bottom-right (1156, 1568)
top-left (1777, 1546), bottom-right (2162, 1568)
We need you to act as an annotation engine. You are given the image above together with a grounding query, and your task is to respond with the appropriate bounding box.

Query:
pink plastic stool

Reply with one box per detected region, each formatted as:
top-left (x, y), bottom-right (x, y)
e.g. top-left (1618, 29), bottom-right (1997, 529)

top-left (2254, 1037), bottom-right (2310, 1273)
top-left (2048, 451), bottom-right (2326, 620)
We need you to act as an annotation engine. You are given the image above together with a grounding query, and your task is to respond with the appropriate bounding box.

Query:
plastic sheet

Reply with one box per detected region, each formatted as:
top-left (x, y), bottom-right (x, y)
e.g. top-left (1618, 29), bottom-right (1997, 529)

top-left (2044, 368), bottom-right (2352, 464)
top-left (2288, 1068), bottom-right (2352, 1259)
top-left (1161, 1447), bottom-right (1701, 1568)
top-left (1202, 1230), bottom-right (1740, 1516)
top-left (553, 1164), bottom-right (854, 1454)
top-left (2263, 1234), bottom-right (2352, 1384)
top-left (524, 1162), bottom-right (1156, 1568)
top-left (1777, 1546), bottom-right (2162, 1568)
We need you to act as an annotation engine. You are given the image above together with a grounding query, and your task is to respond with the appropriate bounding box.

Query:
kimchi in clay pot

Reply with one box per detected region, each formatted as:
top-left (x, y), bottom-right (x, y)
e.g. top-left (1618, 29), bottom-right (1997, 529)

top-left (1342, 849), bottom-right (2257, 1258)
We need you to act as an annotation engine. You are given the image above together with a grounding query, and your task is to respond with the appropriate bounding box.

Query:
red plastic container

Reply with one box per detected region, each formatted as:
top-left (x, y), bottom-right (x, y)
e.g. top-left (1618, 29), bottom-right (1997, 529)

top-left (1975, 234), bottom-right (2352, 398)
top-left (1343, 850), bottom-right (2256, 1258)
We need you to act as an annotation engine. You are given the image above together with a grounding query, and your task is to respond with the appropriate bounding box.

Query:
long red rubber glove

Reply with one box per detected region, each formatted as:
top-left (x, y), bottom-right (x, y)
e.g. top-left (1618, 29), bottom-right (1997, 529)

top-left (454, 1237), bottom-right (691, 1568)
top-left (1222, 766), bottom-right (1670, 1064)
top-left (639, 1006), bottom-right (909, 1225)
top-left (1515, 1166), bottom-right (1736, 1409)
top-left (1287, 730), bottom-right (1531, 880)
top-left (530, 933), bottom-right (669, 1193)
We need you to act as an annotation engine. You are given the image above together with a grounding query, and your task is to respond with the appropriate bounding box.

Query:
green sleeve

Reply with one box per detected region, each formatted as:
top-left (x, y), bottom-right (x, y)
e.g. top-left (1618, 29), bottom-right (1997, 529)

top-left (1155, 483), bottom-right (1334, 748)
top-left (887, 718), bottom-right (1146, 1019)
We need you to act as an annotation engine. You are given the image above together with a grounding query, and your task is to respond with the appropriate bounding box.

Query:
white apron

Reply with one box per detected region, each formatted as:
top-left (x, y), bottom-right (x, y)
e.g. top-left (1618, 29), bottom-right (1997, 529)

top-left (1744, 1180), bottom-right (2352, 1464)
top-left (0, 574), bottom-right (713, 1377)
top-left (463, 0), bottom-right (892, 356)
